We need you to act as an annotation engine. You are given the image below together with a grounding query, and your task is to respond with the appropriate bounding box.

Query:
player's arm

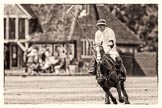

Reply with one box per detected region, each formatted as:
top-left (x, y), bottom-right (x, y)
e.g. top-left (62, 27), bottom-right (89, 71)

top-left (105, 29), bottom-right (116, 54)
top-left (108, 29), bottom-right (116, 48)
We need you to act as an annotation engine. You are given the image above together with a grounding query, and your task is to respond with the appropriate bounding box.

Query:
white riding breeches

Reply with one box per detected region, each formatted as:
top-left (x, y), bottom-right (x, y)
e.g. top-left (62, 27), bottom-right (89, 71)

top-left (109, 53), bottom-right (119, 61)
top-left (110, 54), bottom-right (117, 61)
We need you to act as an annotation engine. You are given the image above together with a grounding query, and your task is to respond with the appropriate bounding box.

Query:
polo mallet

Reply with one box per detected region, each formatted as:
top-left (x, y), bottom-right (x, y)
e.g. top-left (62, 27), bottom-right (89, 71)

top-left (65, 5), bottom-right (96, 53)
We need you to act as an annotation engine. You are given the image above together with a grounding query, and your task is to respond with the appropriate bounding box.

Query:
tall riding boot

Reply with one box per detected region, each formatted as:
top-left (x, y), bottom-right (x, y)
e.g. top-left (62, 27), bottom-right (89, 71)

top-left (115, 57), bottom-right (126, 80)
top-left (88, 59), bottom-right (97, 75)
top-left (116, 63), bottom-right (126, 80)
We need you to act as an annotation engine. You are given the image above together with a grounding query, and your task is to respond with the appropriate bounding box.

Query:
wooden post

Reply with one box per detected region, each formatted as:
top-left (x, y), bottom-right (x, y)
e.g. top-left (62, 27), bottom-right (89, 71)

top-left (15, 17), bottom-right (19, 68)
top-left (25, 18), bottom-right (29, 51)
top-left (86, 40), bottom-right (89, 55)
top-left (83, 41), bottom-right (85, 56)
top-left (15, 17), bottom-right (19, 40)
top-left (24, 19), bottom-right (29, 72)
top-left (6, 17), bottom-right (9, 40)
top-left (24, 19), bottom-right (29, 62)
top-left (25, 19), bottom-right (29, 40)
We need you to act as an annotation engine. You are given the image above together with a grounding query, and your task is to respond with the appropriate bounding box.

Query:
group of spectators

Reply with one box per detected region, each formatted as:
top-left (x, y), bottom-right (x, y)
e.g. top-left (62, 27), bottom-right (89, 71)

top-left (25, 45), bottom-right (67, 74)
top-left (108, 4), bottom-right (158, 52)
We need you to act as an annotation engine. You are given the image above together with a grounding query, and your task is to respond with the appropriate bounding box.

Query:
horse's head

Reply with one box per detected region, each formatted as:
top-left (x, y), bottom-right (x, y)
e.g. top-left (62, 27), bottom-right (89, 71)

top-left (93, 44), bottom-right (105, 62)
top-left (93, 44), bottom-right (115, 77)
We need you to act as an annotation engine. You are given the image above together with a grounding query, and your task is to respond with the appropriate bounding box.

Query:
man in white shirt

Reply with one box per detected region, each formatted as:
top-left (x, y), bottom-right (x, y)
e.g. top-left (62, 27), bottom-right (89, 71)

top-left (89, 19), bottom-right (126, 80)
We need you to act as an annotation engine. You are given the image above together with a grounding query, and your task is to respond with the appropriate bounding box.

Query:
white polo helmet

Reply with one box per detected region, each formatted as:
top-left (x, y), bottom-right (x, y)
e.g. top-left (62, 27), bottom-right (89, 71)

top-left (96, 19), bottom-right (107, 26)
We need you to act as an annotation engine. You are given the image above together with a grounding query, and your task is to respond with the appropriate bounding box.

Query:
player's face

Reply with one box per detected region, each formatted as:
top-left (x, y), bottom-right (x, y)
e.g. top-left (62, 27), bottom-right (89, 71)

top-left (98, 25), bottom-right (105, 32)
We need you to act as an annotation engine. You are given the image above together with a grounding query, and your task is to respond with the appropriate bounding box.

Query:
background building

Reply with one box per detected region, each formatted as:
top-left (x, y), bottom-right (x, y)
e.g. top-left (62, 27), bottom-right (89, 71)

top-left (4, 4), bottom-right (157, 76)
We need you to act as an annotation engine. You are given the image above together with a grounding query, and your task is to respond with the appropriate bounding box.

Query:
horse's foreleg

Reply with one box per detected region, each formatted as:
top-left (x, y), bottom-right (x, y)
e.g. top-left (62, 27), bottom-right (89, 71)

top-left (121, 81), bottom-right (130, 104)
top-left (97, 79), bottom-right (111, 104)
top-left (102, 87), bottom-right (111, 104)
top-left (105, 96), bottom-right (110, 104)
top-left (116, 81), bottom-right (124, 103)
top-left (103, 87), bottom-right (117, 104)
top-left (108, 91), bottom-right (117, 104)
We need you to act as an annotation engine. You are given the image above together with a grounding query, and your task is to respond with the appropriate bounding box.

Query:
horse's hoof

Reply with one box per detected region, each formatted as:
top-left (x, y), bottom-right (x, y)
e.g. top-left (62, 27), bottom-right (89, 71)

top-left (105, 102), bottom-right (111, 104)
top-left (105, 98), bottom-right (110, 104)
top-left (119, 98), bottom-right (125, 103)
top-left (113, 101), bottom-right (117, 104)
top-left (125, 100), bottom-right (130, 104)
top-left (111, 98), bottom-right (117, 104)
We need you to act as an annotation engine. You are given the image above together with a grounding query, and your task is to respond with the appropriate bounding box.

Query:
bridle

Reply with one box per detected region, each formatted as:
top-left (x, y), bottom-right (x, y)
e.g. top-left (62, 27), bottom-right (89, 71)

top-left (93, 44), bottom-right (116, 80)
top-left (93, 44), bottom-right (104, 61)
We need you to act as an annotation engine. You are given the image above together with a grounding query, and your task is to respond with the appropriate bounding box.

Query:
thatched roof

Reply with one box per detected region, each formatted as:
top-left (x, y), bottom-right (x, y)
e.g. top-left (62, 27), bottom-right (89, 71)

top-left (4, 4), bottom-right (36, 19)
top-left (23, 4), bottom-right (142, 45)
top-left (97, 5), bottom-right (143, 45)
top-left (73, 5), bottom-right (143, 45)
top-left (29, 32), bottom-right (73, 43)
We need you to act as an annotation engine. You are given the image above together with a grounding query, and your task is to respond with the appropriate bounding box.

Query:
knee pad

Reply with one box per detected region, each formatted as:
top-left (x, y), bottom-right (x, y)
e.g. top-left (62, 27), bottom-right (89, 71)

top-left (115, 57), bottom-right (123, 69)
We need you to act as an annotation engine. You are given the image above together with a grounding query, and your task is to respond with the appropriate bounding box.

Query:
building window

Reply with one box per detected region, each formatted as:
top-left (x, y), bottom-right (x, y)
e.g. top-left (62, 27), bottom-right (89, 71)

top-left (4, 18), bottom-right (6, 39)
top-left (9, 18), bottom-right (16, 39)
top-left (18, 18), bottom-right (25, 39)
top-left (67, 44), bottom-right (75, 61)
top-left (81, 39), bottom-right (94, 58)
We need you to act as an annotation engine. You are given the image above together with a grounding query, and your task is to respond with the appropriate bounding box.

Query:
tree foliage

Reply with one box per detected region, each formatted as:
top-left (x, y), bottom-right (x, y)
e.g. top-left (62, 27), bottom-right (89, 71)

top-left (108, 4), bottom-right (158, 52)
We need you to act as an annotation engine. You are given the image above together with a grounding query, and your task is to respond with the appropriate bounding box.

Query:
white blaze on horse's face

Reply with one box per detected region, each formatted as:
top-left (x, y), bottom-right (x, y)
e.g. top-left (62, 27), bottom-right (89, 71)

top-left (96, 46), bottom-right (101, 61)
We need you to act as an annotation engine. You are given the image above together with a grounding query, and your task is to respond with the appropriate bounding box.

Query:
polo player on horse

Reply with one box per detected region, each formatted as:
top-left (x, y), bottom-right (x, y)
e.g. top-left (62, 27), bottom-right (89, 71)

top-left (89, 19), bottom-right (126, 80)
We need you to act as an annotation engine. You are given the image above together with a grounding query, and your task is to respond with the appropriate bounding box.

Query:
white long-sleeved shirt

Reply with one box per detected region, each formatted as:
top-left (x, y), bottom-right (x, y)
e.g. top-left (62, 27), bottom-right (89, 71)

top-left (95, 27), bottom-right (119, 56)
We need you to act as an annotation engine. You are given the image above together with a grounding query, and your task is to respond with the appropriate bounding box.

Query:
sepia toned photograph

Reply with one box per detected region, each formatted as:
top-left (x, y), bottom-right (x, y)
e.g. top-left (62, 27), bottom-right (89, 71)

top-left (3, 4), bottom-right (158, 104)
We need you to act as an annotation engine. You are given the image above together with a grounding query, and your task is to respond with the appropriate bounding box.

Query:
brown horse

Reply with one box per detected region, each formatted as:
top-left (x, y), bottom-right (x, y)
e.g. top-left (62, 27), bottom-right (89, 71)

top-left (93, 44), bottom-right (130, 104)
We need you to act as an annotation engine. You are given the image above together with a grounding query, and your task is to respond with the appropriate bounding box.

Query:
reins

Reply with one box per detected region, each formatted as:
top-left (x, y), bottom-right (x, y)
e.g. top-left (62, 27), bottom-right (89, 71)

top-left (94, 45), bottom-right (117, 81)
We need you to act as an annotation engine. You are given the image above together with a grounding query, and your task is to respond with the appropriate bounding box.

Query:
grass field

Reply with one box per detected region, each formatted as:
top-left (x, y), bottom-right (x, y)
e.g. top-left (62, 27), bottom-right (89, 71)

top-left (4, 76), bottom-right (158, 104)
